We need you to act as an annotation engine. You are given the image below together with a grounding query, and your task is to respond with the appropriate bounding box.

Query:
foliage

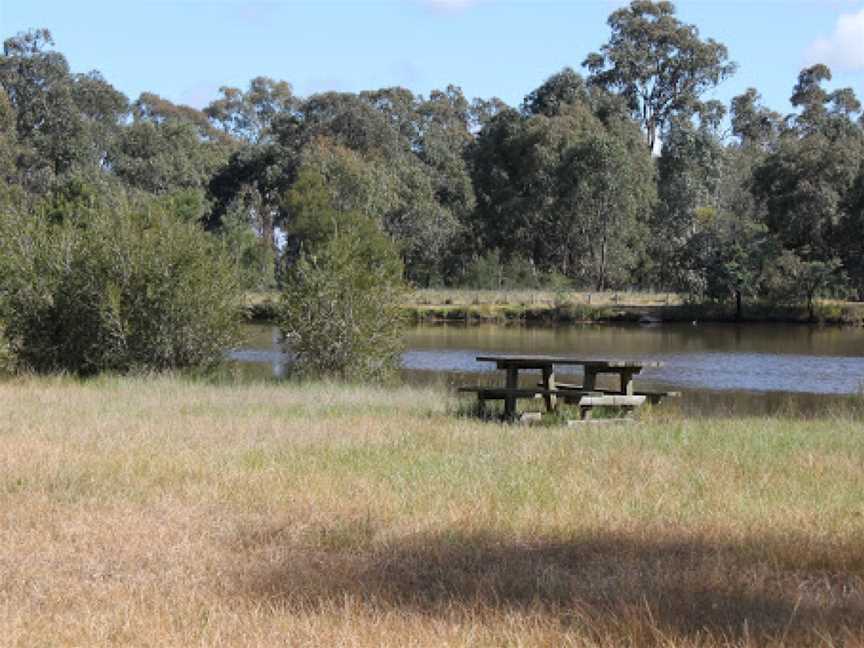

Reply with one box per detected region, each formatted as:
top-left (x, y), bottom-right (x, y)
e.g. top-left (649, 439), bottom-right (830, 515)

top-left (219, 203), bottom-right (276, 291)
top-left (762, 251), bottom-right (844, 320)
top-left (110, 118), bottom-right (231, 195)
top-left (205, 76), bottom-right (296, 144)
top-left (683, 208), bottom-right (770, 317)
top-left (583, 0), bottom-right (736, 151)
top-left (2, 19), bottom-right (864, 307)
top-left (0, 29), bottom-right (129, 190)
top-left (0, 190), bottom-right (242, 375)
top-left (460, 249), bottom-right (552, 290)
top-left (280, 172), bottom-right (406, 381)
top-left (469, 85), bottom-right (654, 288)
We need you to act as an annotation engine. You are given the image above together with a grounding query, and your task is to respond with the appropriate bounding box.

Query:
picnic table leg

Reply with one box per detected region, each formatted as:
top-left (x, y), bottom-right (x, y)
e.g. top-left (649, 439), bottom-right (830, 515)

top-left (620, 369), bottom-right (635, 395)
top-left (504, 366), bottom-right (518, 420)
top-left (542, 366), bottom-right (557, 412)
top-left (583, 367), bottom-right (597, 392)
top-left (477, 394), bottom-right (486, 417)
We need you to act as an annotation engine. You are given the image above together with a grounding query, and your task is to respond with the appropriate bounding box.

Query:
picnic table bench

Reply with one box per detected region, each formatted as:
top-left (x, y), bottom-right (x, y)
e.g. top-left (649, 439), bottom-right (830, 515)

top-left (459, 355), bottom-right (675, 421)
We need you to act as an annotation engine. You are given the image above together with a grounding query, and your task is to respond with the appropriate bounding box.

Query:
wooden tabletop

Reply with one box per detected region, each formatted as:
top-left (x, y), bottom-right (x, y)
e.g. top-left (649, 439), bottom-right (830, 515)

top-left (475, 355), bottom-right (663, 369)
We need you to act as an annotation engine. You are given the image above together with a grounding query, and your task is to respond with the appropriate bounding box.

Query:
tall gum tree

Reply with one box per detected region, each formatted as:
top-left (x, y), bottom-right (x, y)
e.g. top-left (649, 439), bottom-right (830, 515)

top-left (753, 66), bottom-right (864, 291)
top-left (583, 0), bottom-right (736, 152)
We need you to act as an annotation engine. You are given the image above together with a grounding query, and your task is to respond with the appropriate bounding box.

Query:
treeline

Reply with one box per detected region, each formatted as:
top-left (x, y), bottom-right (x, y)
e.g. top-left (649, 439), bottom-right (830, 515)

top-left (2, 1), bottom-right (864, 316)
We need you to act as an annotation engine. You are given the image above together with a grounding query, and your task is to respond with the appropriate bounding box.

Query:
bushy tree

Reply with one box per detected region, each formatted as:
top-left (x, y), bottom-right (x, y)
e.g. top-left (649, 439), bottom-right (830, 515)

top-left (469, 79), bottom-right (654, 288)
top-left (683, 208), bottom-right (770, 317)
top-left (280, 167), bottom-right (405, 381)
top-left (0, 29), bottom-right (129, 189)
top-left (762, 251), bottom-right (844, 320)
top-left (205, 76), bottom-right (296, 144)
top-left (111, 109), bottom-right (231, 195)
top-left (0, 190), bottom-right (241, 375)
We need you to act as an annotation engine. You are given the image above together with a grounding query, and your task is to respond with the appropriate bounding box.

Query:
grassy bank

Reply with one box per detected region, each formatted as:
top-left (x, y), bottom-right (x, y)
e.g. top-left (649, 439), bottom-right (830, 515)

top-left (1, 375), bottom-right (863, 646)
top-left (243, 290), bottom-right (864, 326)
top-left (404, 290), bottom-right (864, 326)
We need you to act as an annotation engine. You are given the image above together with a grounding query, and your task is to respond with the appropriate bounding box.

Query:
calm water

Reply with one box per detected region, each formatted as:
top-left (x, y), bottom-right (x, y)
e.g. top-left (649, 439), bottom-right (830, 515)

top-left (230, 322), bottom-right (864, 415)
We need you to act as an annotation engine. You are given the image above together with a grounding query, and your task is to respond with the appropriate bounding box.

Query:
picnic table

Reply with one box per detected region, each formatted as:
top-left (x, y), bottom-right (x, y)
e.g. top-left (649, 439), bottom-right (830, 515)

top-left (460, 355), bottom-right (671, 421)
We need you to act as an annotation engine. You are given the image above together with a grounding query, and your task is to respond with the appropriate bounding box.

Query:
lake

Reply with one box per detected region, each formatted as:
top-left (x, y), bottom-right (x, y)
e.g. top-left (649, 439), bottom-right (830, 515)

top-left (231, 322), bottom-right (864, 415)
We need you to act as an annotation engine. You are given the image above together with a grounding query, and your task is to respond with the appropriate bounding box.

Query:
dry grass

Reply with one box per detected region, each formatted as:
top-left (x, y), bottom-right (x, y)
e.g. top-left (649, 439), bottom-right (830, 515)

top-left (412, 289), bottom-right (682, 308)
top-left (1, 375), bottom-right (863, 646)
top-left (248, 289), bottom-right (682, 309)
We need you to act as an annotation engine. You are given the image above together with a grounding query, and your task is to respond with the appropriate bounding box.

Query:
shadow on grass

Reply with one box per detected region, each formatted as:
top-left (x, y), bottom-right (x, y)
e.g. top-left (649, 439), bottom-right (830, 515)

top-left (231, 525), bottom-right (864, 644)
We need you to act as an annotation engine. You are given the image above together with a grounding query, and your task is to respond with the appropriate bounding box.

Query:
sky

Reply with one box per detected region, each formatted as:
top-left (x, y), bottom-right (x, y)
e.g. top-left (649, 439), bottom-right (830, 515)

top-left (1, 0), bottom-right (863, 118)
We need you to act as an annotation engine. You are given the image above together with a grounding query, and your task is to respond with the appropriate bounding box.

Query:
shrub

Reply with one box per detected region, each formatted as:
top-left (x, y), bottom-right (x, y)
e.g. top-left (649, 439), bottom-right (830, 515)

top-left (0, 195), bottom-right (242, 375)
top-left (280, 213), bottom-right (406, 382)
top-left (762, 250), bottom-right (845, 320)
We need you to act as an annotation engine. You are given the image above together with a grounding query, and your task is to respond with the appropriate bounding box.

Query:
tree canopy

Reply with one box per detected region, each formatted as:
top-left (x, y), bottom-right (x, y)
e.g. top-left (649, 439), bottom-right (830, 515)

top-left (1, 2), bottom-right (863, 319)
top-left (583, 0), bottom-right (736, 151)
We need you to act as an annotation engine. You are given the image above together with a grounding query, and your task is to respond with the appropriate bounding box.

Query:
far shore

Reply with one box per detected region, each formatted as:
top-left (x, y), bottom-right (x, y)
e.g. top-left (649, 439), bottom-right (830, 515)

top-left (242, 290), bottom-right (864, 327)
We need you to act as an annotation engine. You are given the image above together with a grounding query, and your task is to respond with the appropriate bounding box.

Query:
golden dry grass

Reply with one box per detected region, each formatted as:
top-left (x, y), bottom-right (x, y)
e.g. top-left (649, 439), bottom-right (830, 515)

top-left (412, 288), bottom-right (682, 308)
top-left (247, 289), bottom-right (682, 309)
top-left (1, 375), bottom-right (863, 646)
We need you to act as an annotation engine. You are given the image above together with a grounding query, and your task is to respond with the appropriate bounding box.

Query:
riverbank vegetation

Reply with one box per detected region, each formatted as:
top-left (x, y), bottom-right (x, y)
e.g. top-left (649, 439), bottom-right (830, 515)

top-left (2, 2), bottom-right (864, 319)
top-left (242, 289), bottom-right (864, 326)
top-left (403, 293), bottom-right (864, 326)
top-left (1, 375), bottom-right (862, 646)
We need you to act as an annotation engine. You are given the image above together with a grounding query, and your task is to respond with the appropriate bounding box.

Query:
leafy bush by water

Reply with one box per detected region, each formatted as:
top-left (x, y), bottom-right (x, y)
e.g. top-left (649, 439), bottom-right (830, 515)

top-left (0, 194), bottom-right (242, 375)
top-left (279, 167), bottom-right (407, 382)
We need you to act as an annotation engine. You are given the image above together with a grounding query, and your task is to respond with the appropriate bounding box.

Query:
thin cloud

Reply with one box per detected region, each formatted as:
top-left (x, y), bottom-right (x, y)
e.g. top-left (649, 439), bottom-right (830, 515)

top-left (806, 7), bottom-right (864, 71)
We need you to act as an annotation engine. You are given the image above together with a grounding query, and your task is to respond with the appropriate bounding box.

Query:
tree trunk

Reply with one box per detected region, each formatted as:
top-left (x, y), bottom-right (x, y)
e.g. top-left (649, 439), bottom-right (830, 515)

top-left (735, 289), bottom-right (742, 321)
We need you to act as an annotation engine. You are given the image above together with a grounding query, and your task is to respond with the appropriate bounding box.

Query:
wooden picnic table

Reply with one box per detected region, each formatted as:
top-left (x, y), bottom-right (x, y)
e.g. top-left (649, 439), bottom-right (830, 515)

top-left (471, 355), bottom-right (664, 420)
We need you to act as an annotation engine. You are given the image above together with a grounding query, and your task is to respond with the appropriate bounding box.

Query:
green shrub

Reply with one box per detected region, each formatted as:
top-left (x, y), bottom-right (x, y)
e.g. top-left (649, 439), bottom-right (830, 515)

top-left (0, 196), bottom-right (242, 375)
top-left (280, 213), bottom-right (406, 382)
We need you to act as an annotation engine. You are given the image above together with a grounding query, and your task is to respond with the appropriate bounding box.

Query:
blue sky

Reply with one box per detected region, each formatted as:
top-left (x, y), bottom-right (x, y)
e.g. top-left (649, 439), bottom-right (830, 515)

top-left (1, 0), bottom-right (863, 118)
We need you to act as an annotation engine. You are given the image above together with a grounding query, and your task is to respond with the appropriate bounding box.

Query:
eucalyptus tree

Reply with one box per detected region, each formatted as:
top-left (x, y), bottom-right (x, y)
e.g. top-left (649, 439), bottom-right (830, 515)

top-left (555, 113), bottom-right (655, 289)
top-left (71, 71), bottom-right (128, 167)
top-left (133, 92), bottom-right (227, 143)
top-left (288, 135), bottom-right (463, 286)
top-left (470, 73), bottom-right (654, 287)
top-left (207, 137), bottom-right (297, 265)
top-left (469, 96), bottom-right (509, 131)
top-left (762, 251), bottom-right (844, 320)
top-left (683, 208), bottom-right (771, 317)
top-left (753, 67), bottom-right (864, 265)
top-left (205, 76), bottom-right (296, 144)
top-left (359, 86), bottom-right (421, 143)
top-left (839, 169), bottom-right (864, 296)
top-left (651, 117), bottom-right (724, 287)
top-left (414, 85), bottom-right (476, 247)
top-left (112, 94), bottom-right (231, 196)
top-left (730, 88), bottom-right (782, 150)
top-left (299, 91), bottom-right (406, 157)
top-left (583, 0), bottom-right (736, 151)
top-left (0, 29), bottom-right (128, 187)
top-left (208, 91), bottom-right (400, 279)
top-left (522, 67), bottom-right (589, 117)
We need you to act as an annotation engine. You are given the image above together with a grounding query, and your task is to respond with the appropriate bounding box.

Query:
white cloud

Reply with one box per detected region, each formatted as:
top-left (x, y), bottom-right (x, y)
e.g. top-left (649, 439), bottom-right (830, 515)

top-left (806, 7), bottom-right (864, 71)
